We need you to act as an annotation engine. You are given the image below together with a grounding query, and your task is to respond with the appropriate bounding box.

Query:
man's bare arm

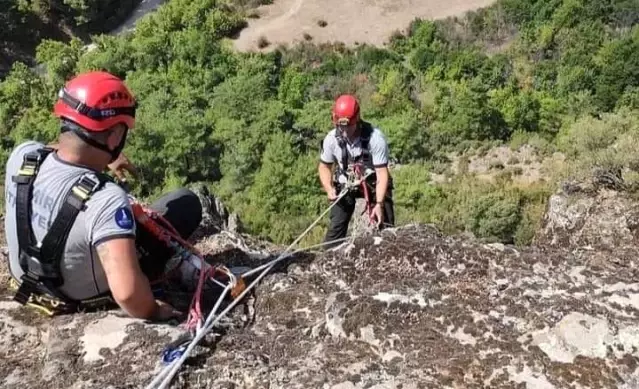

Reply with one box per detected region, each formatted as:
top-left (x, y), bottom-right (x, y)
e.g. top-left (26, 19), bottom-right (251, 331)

top-left (374, 166), bottom-right (389, 203)
top-left (318, 162), bottom-right (335, 195)
top-left (96, 237), bottom-right (159, 319)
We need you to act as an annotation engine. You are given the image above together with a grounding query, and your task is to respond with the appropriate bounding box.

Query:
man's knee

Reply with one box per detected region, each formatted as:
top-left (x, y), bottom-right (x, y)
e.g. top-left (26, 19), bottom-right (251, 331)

top-left (150, 187), bottom-right (203, 238)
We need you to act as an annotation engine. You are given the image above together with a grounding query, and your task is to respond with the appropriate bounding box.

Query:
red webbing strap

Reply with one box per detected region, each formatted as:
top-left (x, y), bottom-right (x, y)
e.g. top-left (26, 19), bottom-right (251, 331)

top-left (130, 201), bottom-right (233, 331)
top-left (353, 164), bottom-right (375, 225)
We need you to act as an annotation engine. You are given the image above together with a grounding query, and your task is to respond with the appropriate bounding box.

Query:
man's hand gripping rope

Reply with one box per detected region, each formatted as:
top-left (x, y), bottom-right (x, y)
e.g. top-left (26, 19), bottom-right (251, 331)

top-left (144, 177), bottom-right (366, 389)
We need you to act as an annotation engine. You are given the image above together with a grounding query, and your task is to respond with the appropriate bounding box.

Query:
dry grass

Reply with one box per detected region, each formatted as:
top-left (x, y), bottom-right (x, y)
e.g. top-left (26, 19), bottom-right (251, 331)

top-left (232, 0), bottom-right (497, 51)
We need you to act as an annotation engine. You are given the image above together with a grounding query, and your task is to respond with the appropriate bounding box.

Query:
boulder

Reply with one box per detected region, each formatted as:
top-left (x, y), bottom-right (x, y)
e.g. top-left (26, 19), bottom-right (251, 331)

top-left (535, 175), bottom-right (639, 254)
top-left (1, 221), bottom-right (639, 388)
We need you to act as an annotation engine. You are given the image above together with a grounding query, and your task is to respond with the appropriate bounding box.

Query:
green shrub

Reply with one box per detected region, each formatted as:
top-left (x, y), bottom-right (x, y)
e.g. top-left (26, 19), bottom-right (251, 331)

top-left (0, 0), bottom-right (634, 246)
top-left (555, 109), bottom-right (639, 181)
top-left (464, 190), bottom-right (521, 243)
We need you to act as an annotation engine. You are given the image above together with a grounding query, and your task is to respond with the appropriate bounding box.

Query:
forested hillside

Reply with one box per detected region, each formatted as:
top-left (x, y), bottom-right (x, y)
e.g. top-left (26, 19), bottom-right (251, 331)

top-left (1, 0), bottom-right (638, 246)
top-left (0, 0), bottom-right (140, 75)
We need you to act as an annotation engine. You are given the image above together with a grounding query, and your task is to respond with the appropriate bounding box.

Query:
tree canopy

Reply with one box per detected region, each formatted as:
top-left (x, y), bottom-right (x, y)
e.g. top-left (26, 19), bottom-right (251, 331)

top-left (2, 0), bottom-right (639, 245)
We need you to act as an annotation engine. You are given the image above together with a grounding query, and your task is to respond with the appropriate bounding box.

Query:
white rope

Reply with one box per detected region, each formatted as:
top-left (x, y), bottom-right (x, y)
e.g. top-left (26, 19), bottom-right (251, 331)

top-left (239, 236), bottom-right (351, 278)
top-left (146, 187), bottom-right (354, 389)
top-left (145, 283), bottom-right (232, 389)
top-left (147, 171), bottom-right (376, 388)
top-left (149, 234), bottom-right (351, 388)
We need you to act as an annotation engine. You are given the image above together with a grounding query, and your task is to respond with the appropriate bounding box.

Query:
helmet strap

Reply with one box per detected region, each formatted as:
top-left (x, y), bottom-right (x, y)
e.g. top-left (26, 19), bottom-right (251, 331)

top-left (61, 122), bottom-right (127, 163)
top-left (110, 129), bottom-right (128, 162)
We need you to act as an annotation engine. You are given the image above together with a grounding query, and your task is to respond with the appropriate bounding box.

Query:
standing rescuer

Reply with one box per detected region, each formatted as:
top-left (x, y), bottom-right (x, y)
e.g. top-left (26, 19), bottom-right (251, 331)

top-left (318, 94), bottom-right (395, 247)
top-left (3, 70), bottom-right (204, 320)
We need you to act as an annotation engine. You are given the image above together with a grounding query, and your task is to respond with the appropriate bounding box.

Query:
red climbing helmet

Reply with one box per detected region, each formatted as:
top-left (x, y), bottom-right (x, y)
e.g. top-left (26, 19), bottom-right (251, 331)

top-left (53, 71), bottom-right (137, 132)
top-left (332, 94), bottom-right (360, 126)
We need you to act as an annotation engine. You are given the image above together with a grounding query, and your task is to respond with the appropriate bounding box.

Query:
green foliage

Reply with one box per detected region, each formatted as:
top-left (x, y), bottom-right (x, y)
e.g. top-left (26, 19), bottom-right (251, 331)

top-left (1, 0), bottom-right (636, 245)
top-left (392, 164), bottom-right (447, 224)
top-left (593, 26), bottom-right (639, 111)
top-left (374, 108), bottom-right (429, 163)
top-left (35, 38), bottom-right (85, 86)
top-left (241, 132), bottom-right (324, 242)
top-left (392, 165), bottom-right (550, 245)
top-left (369, 64), bottom-right (414, 116)
top-left (555, 109), bottom-right (639, 182)
top-left (0, 63), bottom-right (53, 137)
top-left (617, 87), bottom-right (639, 111)
top-left (490, 86), bottom-right (541, 133)
top-left (278, 65), bottom-right (312, 109)
top-left (1, 0), bottom-right (141, 78)
top-left (431, 79), bottom-right (509, 145)
top-left (76, 35), bottom-right (136, 78)
top-left (464, 190), bottom-right (521, 243)
top-left (12, 0), bottom-right (131, 27)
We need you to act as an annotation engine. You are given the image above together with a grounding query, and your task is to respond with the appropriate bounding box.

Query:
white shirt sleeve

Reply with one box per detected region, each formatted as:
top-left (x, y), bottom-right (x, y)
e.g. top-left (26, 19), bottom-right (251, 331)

top-left (320, 133), bottom-right (336, 164)
top-left (369, 130), bottom-right (390, 167)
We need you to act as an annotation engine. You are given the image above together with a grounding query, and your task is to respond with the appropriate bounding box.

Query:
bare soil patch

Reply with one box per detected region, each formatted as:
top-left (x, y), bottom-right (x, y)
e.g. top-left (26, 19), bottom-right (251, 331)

top-left (232, 0), bottom-right (497, 52)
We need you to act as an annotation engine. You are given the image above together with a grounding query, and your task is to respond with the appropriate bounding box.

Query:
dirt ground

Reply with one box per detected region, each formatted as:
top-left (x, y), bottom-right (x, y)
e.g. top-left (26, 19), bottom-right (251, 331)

top-left (232, 0), bottom-right (497, 52)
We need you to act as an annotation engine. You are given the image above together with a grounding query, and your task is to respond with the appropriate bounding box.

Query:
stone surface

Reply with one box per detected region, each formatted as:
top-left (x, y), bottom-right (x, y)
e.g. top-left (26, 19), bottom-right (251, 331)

top-left (190, 182), bottom-right (245, 239)
top-left (536, 180), bottom-right (639, 252)
top-left (1, 181), bottom-right (639, 388)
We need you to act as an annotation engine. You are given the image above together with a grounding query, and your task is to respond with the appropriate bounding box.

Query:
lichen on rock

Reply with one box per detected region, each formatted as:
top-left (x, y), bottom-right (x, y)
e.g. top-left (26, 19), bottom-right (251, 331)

top-left (1, 180), bottom-right (639, 388)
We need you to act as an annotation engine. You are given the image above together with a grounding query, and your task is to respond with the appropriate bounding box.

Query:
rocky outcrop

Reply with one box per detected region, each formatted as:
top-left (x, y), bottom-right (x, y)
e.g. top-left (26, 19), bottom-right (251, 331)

top-left (536, 174), bottom-right (639, 253)
top-left (2, 180), bottom-right (639, 389)
top-left (189, 182), bottom-right (245, 239)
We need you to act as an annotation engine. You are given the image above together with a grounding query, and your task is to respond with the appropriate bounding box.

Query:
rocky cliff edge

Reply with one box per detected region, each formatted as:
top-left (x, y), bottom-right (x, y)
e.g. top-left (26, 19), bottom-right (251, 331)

top-left (2, 178), bottom-right (639, 389)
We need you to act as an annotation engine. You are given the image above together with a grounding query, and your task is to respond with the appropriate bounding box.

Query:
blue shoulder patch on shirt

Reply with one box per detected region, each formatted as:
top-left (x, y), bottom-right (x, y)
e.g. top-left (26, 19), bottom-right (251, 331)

top-left (114, 207), bottom-right (134, 230)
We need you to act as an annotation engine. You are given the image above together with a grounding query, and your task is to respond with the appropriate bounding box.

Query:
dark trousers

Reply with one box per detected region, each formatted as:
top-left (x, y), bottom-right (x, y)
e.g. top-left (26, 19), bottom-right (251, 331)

top-left (135, 188), bottom-right (203, 282)
top-left (323, 180), bottom-right (394, 248)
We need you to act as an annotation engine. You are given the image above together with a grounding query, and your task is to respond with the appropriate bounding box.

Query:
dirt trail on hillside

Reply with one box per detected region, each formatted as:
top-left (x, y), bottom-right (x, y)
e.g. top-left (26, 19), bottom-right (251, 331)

top-left (232, 0), bottom-right (496, 51)
top-left (110, 0), bottom-right (167, 34)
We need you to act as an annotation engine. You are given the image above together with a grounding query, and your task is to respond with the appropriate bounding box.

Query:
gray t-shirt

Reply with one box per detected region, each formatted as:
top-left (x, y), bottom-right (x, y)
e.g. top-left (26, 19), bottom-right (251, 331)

top-left (4, 141), bottom-right (136, 300)
top-left (320, 126), bottom-right (390, 172)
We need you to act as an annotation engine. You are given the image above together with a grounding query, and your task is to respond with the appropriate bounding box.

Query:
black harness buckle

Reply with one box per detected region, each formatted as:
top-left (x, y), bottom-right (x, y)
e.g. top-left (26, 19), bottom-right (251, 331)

top-left (13, 274), bottom-right (39, 305)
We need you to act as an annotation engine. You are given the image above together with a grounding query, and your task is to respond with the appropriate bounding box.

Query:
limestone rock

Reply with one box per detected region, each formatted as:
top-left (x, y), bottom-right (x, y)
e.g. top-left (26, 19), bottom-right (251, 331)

top-left (535, 181), bottom-right (639, 252)
top-left (3, 177), bottom-right (639, 388)
top-left (350, 198), bottom-right (378, 238)
top-left (190, 182), bottom-right (244, 238)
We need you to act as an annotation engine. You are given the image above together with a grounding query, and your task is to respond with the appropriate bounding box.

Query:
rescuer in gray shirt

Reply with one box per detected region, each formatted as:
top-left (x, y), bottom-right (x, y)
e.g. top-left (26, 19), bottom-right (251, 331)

top-left (318, 94), bottom-right (395, 247)
top-left (4, 71), bottom-right (202, 321)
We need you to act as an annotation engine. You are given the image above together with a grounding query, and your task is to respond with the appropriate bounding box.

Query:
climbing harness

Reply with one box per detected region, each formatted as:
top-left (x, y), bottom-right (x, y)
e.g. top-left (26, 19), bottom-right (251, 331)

top-left (333, 122), bottom-right (381, 225)
top-left (6, 146), bottom-right (236, 319)
top-left (145, 173), bottom-right (371, 389)
top-left (9, 146), bottom-right (117, 315)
